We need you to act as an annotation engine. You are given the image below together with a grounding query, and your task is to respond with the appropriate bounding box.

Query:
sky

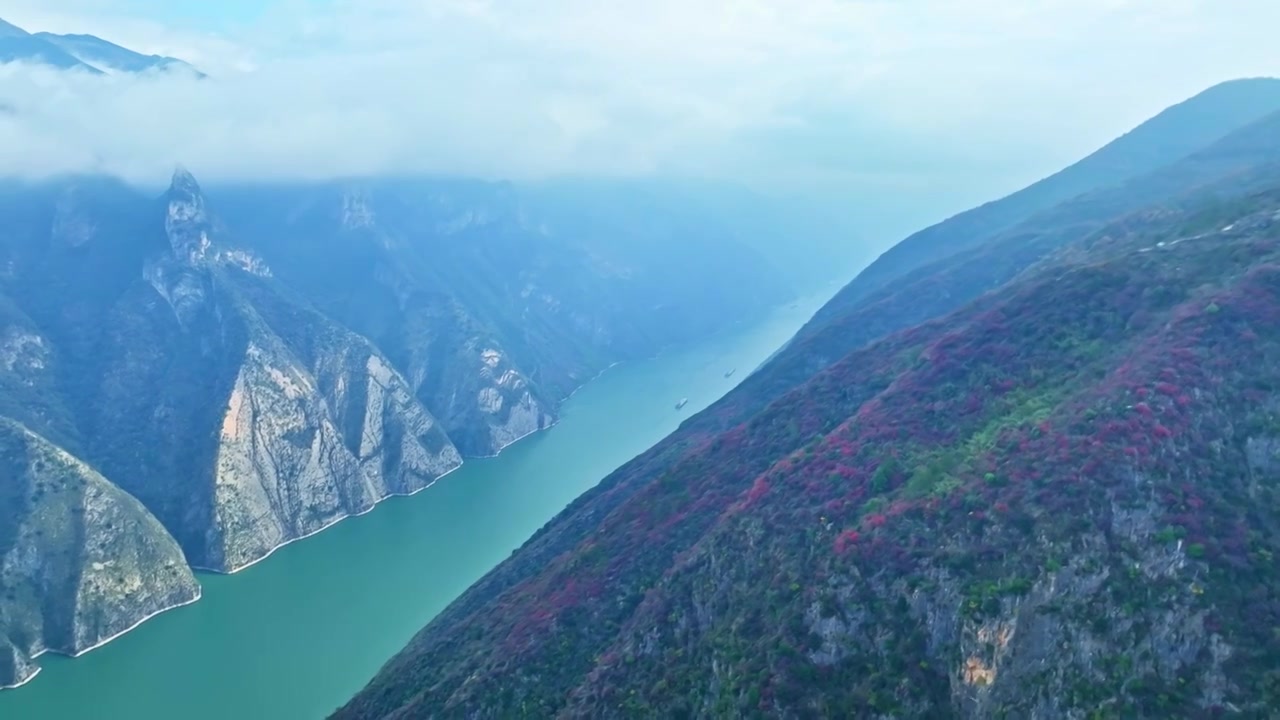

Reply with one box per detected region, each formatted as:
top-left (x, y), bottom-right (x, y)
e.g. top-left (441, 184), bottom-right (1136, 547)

top-left (1, 0), bottom-right (1279, 227)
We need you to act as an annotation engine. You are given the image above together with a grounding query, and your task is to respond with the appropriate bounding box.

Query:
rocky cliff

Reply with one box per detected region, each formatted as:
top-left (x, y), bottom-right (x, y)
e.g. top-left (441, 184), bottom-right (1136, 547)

top-left (0, 419), bottom-right (199, 690)
top-left (0, 167), bottom-right (788, 684)
top-left (197, 287), bottom-right (464, 571)
top-left (58, 171), bottom-right (465, 572)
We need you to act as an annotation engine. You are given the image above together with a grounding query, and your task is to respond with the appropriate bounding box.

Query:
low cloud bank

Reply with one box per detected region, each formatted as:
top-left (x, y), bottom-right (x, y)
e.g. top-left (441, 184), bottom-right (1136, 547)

top-left (0, 0), bottom-right (1277, 191)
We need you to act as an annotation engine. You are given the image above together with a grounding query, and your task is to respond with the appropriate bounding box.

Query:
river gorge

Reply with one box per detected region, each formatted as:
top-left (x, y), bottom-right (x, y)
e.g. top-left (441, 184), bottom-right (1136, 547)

top-left (0, 292), bottom-right (830, 719)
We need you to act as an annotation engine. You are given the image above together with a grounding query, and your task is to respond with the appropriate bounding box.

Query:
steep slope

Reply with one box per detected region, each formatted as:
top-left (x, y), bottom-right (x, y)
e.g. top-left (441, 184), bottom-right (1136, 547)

top-left (0, 18), bottom-right (101, 73)
top-left (810, 77), bottom-right (1280, 327)
top-left (0, 419), bottom-right (199, 690)
top-left (335, 83), bottom-right (1280, 718)
top-left (693, 106), bottom-right (1280, 451)
top-left (336, 174), bottom-right (1280, 719)
top-left (0, 293), bottom-right (79, 451)
top-left (0, 187), bottom-right (207, 687)
top-left (0, 171), bottom-right (465, 571)
top-left (33, 32), bottom-right (201, 75)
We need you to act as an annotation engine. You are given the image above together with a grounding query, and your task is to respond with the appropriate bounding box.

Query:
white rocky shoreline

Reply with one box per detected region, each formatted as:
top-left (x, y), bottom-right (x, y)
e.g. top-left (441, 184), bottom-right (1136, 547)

top-left (2, 589), bottom-right (205, 691)
top-left (3, 362), bottom-right (631, 692)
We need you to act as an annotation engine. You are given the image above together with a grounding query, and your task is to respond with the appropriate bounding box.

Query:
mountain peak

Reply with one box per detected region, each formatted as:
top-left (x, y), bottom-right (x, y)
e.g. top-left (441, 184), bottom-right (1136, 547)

top-left (168, 165), bottom-right (201, 198)
top-left (164, 166), bottom-right (210, 263)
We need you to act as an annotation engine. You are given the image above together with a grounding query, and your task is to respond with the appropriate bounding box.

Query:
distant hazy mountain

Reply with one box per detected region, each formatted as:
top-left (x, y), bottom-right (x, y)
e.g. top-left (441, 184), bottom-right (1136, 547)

top-left (34, 32), bottom-right (202, 76)
top-left (808, 77), bottom-right (1280, 328)
top-left (522, 179), bottom-right (870, 287)
top-left (0, 17), bottom-right (199, 75)
top-left (0, 18), bottom-right (100, 73)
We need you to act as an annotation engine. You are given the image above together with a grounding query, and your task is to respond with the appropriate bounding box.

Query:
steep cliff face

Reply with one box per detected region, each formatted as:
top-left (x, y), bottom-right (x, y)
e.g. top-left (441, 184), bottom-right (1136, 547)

top-left (81, 172), bottom-right (464, 571)
top-left (0, 420), bottom-right (199, 690)
top-left (0, 164), bottom-right (788, 682)
top-left (0, 288), bottom-right (201, 689)
top-left (199, 297), bottom-right (462, 571)
top-left (0, 169), bottom-right (784, 575)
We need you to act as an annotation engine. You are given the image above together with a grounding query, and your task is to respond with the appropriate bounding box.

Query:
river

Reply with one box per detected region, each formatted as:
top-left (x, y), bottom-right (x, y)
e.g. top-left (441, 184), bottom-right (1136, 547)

top-left (0, 291), bottom-right (832, 720)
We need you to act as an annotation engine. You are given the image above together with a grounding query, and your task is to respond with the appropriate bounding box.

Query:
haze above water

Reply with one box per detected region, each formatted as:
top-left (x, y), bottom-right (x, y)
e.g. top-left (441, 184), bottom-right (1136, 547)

top-left (0, 291), bottom-right (832, 720)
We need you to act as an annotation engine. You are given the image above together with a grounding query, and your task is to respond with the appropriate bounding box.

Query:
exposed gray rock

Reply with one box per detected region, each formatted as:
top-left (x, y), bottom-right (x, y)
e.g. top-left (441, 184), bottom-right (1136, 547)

top-left (88, 170), bottom-right (466, 571)
top-left (0, 420), bottom-right (200, 689)
top-left (206, 327), bottom-right (462, 571)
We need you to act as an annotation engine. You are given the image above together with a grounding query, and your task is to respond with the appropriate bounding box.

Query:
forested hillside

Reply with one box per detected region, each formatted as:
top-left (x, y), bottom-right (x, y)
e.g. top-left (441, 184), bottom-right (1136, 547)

top-left (336, 80), bottom-right (1280, 719)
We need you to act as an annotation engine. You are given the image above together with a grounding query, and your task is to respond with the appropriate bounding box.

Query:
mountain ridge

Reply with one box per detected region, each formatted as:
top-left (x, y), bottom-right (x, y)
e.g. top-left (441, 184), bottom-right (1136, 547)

top-left (332, 78), bottom-right (1280, 719)
top-left (0, 18), bottom-right (100, 74)
top-left (807, 77), bottom-right (1280, 332)
top-left (33, 32), bottom-right (202, 76)
top-left (0, 17), bottom-right (199, 75)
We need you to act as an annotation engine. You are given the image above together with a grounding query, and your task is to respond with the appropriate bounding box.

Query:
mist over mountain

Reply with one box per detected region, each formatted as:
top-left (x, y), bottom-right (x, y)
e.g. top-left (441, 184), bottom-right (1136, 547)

top-left (4, 2), bottom-right (1279, 251)
top-left (33, 32), bottom-right (201, 76)
top-left (0, 17), bottom-right (198, 76)
top-left (4, 2), bottom-right (1280, 715)
top-left (0, 18), bottom-right (98, 73)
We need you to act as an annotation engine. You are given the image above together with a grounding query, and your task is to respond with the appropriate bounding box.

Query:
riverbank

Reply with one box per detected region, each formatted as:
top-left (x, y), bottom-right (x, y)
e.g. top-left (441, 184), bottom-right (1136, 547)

top-left (182, 364), bottom-right (638, 575)
top-left (3, 588), bottom-right (205, 691)
top-left (216, 361), bottom-right (631, 571)
top-left (190, 463), bottom-right (467, 576)
top-left (8, 360), bottom-right (643, 684)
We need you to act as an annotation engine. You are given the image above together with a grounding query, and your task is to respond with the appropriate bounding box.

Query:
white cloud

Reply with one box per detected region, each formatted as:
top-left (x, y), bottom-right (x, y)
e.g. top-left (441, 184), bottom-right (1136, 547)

top-left (0, 0), bottom-right (1278, 199)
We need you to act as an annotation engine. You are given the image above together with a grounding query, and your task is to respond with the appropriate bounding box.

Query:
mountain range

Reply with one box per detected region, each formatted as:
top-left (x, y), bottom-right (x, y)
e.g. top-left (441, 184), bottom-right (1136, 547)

top-left (0, 168), bottom-right (791, 688)
top-left (7, 14), bottom-right (1280, 714)
top-left (0, 17), bottom-right (200, 75)
top-left (333, 77), bottom-right (1280, 718)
